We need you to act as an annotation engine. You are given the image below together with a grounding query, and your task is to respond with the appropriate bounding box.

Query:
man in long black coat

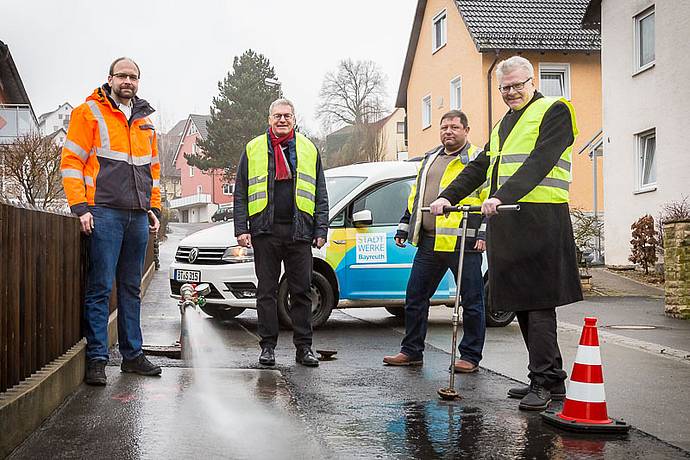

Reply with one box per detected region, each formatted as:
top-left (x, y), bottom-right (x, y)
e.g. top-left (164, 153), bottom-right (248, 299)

top-left (430, 56), bottom-right (583, 410)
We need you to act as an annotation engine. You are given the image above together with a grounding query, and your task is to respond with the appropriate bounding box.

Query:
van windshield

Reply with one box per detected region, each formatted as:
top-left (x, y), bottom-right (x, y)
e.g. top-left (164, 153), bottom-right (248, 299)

top-left (326, 176), bottom-right (366, 208)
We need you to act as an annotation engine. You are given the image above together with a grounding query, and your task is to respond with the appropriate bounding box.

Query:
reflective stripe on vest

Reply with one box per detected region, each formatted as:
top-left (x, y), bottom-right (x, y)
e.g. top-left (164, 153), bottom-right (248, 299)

top-left (407, 144), bottom-right (483, 252)
top-left (246, 132), bottom-right (318, 216)
top-left (483, 96), bottom-right (578, 204)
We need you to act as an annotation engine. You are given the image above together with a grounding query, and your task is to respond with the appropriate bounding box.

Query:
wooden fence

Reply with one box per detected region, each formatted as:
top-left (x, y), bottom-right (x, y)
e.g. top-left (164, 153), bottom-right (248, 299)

top-left (0, 200), bottom-right (155, 393)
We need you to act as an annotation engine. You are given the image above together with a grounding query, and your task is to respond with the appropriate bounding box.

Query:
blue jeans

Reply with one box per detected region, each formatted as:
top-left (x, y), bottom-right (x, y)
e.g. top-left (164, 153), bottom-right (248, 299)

top-left (84, 206), bottom-right (149, 362)
top-left (401, 236), bottom-right (486, 365)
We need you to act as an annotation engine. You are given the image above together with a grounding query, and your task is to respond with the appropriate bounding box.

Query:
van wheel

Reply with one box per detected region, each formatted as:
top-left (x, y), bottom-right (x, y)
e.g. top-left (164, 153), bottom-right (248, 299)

top-left (200, 304), bottom-right (246, 321)
top-left (278, 271), bottom-right (334, 329)
top-left (385, 307), bottom-right (405, 318)
top-left (484, 278), bottom-right (516, 327)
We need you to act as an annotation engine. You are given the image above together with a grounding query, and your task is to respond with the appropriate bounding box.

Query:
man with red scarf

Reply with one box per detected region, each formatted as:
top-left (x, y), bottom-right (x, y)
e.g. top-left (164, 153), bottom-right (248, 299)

top-left (234, 98), bottom-right (328, 367)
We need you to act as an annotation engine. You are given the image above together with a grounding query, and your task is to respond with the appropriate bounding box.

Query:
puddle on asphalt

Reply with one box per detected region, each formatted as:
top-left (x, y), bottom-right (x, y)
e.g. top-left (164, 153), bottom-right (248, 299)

top-left (373, 401), bottom-right (684, 459)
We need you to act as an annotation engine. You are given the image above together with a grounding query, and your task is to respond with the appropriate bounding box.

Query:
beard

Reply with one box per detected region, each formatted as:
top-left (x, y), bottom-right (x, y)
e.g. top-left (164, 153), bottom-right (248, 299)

top-left (113, 85), bottom-right (136, 100)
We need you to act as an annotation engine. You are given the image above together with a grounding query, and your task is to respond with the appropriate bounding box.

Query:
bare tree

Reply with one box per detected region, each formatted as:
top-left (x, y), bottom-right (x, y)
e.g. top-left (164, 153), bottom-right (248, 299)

top-left (0, 133), bottom-right (64, 209)
top-left (316, 59), bottom-right (388, 129)
top-left (316, 59), bottom-right (390, 166)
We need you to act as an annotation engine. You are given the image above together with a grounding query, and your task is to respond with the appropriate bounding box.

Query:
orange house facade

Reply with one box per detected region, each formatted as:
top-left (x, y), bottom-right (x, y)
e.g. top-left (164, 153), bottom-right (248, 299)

top-left (397, 0), bottom-right (603, 212)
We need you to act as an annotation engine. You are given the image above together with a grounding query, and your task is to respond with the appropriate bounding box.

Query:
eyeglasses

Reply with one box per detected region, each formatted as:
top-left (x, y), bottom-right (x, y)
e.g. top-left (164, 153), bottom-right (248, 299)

top-left (271, 113), bottom-right (294, 121)
top-left (112, 73), bottom-right (139, 82)
top-left (498, 77), bottom-right (532, 94)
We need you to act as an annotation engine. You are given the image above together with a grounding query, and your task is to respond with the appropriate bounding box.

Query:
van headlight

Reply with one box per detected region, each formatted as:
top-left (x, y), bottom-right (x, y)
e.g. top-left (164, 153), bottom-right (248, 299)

top-left (222, 246), bottom-right (254, 263)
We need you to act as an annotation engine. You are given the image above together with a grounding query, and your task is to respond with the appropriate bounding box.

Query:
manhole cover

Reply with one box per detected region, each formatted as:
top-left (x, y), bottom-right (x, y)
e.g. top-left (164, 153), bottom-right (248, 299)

top-left (607, 325), bottom-right (657, 330)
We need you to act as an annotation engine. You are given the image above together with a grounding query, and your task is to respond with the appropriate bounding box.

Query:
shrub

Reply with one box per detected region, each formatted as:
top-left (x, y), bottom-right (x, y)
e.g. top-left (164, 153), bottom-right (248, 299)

top-left (657, 196), bottom-right (690, 252)
top-left (571, 208), bottom-right (603, 252)
top-left (629, 214), bottom-right (658, 274)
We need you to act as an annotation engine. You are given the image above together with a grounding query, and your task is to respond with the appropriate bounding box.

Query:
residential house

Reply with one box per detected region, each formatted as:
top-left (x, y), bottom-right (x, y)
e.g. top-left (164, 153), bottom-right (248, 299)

top-left (396, 0), bottom-right (603, 212)
top-left (1, 39), bottom-right (38, 198)
top-left (37, 102), bottom-right (73, 137)
top-left (169, 114), bottom-right (233, 223)
top-left (158, 119), bottom-right (186, 206)
top-left (379, 108), bottom-right (408, 160)
top-left (325, 108), bottom-right (408, 166)
top-left (45, 127), bottom-right (67, 146)
top-left (582, 1), bottom-right (690, 266)
top-left (0, 40), bottom-right (37, 144)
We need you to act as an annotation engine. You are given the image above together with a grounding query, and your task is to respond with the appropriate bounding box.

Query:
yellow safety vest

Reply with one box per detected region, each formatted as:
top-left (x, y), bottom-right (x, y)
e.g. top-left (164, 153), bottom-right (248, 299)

top-left (483, 96), bottom-right (578, 203)
top-left (246, 132), bottom-right (318, 216)
top-left (405, 144), bottom-right (484, 252)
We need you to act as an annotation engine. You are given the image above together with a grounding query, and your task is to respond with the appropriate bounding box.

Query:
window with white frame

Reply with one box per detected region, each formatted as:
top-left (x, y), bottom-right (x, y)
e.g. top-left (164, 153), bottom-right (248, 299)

top-left (421, 95), bottom-right (432, 129)
top-left (449, 76), bottom-right (462, 109)
top-left (189, 166), bottom-right (194, 177)
top-left (222, 183), bottom-right (233, 195)
top-left (634, 6), bottom-right (655, 72)
top-left (636, 129), bottom-right (656, 191)
top-left (196, 185), bottom-right (203, 194)
top-left (189, 121), bottom-right (198, 135)
top-left (539, 64), bottom-right (571, 99)
top-left (432, 10), bottom-right (447, 52)
top-left (396, 122), bottom-right (405, 134)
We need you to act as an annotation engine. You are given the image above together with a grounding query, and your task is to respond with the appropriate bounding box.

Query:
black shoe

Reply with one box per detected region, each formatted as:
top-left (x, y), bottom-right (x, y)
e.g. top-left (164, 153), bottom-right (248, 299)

top-left (508, 381), bottom-right (566, 400)
top-left (259, 347), bottom-right (275, 366)
top-left (85, 360), bottom-right (107, 386)
top-left (518, 382), bottom-right (552, 411)
top-left (295, 347), bottom-right (319, 367)
top-left (121, 354), bottom-right (162, 376)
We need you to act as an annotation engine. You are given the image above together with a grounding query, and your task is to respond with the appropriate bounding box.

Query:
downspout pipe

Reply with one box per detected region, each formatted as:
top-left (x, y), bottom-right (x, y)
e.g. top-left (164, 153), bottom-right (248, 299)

top-left (487, 51), bottom-right (500, 135)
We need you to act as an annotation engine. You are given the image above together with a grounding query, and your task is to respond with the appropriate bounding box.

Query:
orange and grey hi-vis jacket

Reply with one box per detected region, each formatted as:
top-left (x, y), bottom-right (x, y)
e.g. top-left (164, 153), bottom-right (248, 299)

top-left (60, 84), bottom-right (161, 218)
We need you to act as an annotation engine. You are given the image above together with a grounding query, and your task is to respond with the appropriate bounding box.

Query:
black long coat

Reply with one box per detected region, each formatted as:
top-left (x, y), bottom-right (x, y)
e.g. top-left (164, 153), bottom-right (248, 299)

top-left (440, 93), bottom-right (583, 311)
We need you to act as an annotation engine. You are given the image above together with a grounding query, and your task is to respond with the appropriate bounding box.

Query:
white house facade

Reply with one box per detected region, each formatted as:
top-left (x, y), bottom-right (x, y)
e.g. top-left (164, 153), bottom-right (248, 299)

top-left (584, 0), bottom-right (690, 265)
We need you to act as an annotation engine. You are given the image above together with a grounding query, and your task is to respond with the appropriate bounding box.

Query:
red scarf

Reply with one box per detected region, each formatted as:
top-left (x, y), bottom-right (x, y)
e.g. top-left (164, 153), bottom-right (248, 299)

top-left (269, 128), bottom-right (294, 180)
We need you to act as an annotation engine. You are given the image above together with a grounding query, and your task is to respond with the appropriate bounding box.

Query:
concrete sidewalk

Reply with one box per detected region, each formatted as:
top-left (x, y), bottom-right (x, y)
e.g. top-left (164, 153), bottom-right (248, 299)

top-left (588, 266), bottom-right (665, 298)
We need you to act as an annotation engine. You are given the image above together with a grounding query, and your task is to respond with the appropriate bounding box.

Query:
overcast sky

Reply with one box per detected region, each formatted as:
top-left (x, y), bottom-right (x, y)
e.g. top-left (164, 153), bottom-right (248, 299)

top-left (3, 0), bottom-right (416, 134)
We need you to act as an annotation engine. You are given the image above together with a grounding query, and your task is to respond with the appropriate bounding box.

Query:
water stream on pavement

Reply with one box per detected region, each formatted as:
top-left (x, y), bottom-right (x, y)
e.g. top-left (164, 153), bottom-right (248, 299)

top-left (179, 310), bottom-right (316, 456)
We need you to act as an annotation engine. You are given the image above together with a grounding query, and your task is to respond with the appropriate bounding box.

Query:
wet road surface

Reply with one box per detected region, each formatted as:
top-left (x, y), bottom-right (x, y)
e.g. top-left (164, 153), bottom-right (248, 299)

top-left (10, 224), bottom-right (690, 459)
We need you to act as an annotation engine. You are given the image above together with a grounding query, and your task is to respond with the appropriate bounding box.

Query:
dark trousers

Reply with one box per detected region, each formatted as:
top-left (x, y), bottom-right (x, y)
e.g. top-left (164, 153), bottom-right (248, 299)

top-left (400, 235), bottom-right (485, 365)
top-left (516, 309), bottom-right (567, 387)
top-left (252, 223), bottom-right (313, 349)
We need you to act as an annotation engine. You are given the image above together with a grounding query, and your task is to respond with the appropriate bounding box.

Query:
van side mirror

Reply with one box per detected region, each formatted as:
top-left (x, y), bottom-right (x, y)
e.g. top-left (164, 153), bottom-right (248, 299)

top-left (352, 209), bottom-right (373, 227)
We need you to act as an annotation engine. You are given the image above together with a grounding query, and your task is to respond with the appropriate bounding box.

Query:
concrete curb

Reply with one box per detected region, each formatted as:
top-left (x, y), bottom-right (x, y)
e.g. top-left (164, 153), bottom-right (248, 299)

top-left (0, 263), bottom-right (154, 457)
top-left (0, 340), bottom-right (85, 458)
top-left (558, 320), bottom-right (690, 364)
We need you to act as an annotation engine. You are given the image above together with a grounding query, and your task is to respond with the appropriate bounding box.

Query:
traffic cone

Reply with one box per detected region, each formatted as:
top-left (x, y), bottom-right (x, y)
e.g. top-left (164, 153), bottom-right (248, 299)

top-left (541, 317), bottom-right (630, 433)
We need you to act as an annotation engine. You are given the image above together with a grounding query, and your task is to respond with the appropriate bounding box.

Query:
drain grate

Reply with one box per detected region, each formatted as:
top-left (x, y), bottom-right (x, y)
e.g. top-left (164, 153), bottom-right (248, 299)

top-left (606, 325), bottom-right (657, 330)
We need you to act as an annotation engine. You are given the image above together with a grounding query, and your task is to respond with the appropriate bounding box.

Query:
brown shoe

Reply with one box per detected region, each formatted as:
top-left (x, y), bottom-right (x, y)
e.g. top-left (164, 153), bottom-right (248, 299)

top-left (452, 359), bottom-right (479, 373)
top-left (383, 352), bottom-right (423, 366)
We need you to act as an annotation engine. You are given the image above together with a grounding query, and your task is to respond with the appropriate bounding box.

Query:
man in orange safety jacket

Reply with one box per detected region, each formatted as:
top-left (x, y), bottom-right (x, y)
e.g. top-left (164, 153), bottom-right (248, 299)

top-left (61, 57), bottom-right (162, 385)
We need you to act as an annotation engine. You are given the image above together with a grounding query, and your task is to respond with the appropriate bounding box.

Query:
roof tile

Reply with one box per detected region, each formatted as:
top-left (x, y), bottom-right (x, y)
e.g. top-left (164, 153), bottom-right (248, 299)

top-left (455, 0), bottom-right (600, 51)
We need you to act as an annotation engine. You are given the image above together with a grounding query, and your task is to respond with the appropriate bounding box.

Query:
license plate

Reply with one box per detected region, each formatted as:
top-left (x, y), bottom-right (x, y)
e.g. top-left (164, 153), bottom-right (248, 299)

top-left (175, 269), bottom-right (200, 283)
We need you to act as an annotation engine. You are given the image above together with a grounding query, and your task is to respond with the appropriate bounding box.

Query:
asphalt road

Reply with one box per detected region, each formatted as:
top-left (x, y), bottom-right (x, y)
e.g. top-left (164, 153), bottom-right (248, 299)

top-left (10, 223), bottom-right (690, 459)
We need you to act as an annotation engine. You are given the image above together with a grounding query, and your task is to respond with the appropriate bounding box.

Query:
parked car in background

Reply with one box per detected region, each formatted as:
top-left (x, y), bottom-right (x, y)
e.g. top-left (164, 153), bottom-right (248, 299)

top-left (211, 205), bottom-right (233, 222)
top-left (170, 161), bottom-right (515, 328)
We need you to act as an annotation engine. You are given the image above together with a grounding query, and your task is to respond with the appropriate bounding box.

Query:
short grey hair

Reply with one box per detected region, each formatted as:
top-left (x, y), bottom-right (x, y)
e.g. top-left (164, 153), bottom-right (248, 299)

top-left (269, 98), bottom-right (295, 115)
top-left (495, 56), bottom-right (534, 82)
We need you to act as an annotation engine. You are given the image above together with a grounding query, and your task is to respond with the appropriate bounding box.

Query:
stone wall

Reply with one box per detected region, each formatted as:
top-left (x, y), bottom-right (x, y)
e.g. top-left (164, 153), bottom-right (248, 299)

top-left (663, 220), bottom-right (690, 319)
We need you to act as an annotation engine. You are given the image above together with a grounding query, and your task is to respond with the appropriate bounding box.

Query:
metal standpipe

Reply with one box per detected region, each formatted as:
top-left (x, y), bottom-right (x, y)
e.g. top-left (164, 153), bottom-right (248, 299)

top-left (178, 283), bottom-right (210, 360)
top-left (441, 205), bottom-right (471, 400)
top-left (421, 203), bottom-right (520, 401)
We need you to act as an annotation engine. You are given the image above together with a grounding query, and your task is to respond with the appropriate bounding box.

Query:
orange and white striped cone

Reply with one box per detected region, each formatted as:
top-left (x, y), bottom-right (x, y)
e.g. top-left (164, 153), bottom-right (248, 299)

top-left (541, 317), bottom-right (630, 433)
